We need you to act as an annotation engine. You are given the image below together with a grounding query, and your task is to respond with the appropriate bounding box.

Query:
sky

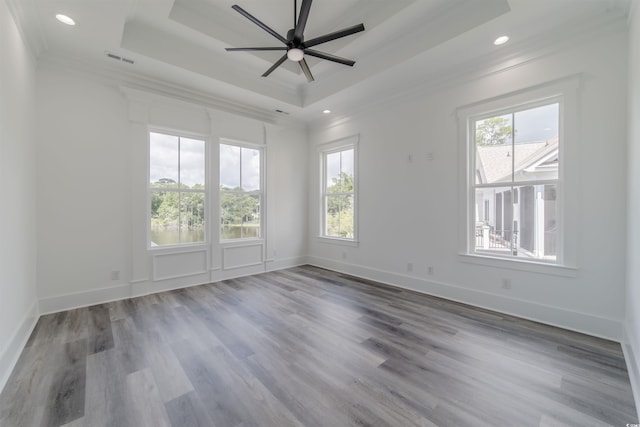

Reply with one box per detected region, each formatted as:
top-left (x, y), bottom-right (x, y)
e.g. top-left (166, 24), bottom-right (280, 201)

top-left (149, 132), bottom-right (205, 187)
top-left (326, 148), bottom-right (354, 187)
top-left (220, 143), bottom-right (261, 191)
top-left (149, 133), bottom-right (262, 190)
top-left (478, 102), bottom-right (559, 144)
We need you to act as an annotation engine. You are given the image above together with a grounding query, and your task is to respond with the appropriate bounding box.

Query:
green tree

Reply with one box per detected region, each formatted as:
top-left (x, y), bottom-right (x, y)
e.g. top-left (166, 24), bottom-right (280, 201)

top-left (476, 116), bottom-right (513, 145)
top-left (326, 172), bottom-right (354, 238)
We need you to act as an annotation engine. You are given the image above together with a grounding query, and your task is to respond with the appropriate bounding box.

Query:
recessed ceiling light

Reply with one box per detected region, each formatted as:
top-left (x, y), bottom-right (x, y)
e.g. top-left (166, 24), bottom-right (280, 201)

top-left (55, 14), bottom-right (76, 26)
top-left (494, 35), bottom-right (509, 46)
top-left (322, 109), bottom-right (331, 114)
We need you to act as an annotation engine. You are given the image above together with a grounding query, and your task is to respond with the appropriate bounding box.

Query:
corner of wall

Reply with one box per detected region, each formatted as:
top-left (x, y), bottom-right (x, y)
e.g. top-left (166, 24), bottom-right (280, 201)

top-left (623, 323), bottom-right (640, 421)
top-left (0, 300), bottom-right (39, 394)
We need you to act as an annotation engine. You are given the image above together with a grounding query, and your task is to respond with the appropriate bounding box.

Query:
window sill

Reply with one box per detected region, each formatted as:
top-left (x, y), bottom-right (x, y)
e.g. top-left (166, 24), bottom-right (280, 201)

top-left (148, 242), bottom-right (208, 253)
top-left (317, 236), bottom-right (359, 247)
top-left (220, 238), bottom-right (264, 247)
top-left (458, 253), bottom-right (577, 277)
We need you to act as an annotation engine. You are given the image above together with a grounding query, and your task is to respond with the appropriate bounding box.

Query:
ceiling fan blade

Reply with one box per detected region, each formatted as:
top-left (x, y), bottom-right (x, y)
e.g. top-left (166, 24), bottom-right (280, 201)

top-left (226, 47), bottom-right (287, 51)
top-left (231, 5), bottom-right (288, 45)
top-left (304, 23), bottom-right (365, 48)
top-left (294, 0), bottom-right (312, 43)
top-left (304, 49), bottom-right (355, 66)
top-left (262, 54), bottom-right (288, 77)
top-left (299, 58), bottom-right (315, 82)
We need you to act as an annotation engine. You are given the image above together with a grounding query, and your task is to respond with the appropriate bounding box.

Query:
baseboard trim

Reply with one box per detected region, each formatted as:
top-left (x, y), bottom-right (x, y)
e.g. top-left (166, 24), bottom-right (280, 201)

top-left (39, 283), bottom-right (132, 315)
top-left (307, 256), bottom-right (622, 341)
top-left (0, 300), bottom-right (39, 394)
top-left (623, 324), bottom-right (640, 421)
top-left (265, 256), bottom-right (307, 272)
top-left (36, 258), bottom-right (309, 315)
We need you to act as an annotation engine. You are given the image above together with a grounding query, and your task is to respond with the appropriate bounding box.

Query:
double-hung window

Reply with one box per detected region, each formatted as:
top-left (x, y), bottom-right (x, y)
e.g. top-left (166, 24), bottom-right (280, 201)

top-left (468, 99), bottom-right (561, 263)
top-left (320, 137), bottom-right (358, 241)
top-left (460, 77), bottom-right (581, 271)
top-left (219, 141), bottom-right (263, 240)
top-left (149, 131), bottom-right (206, 247)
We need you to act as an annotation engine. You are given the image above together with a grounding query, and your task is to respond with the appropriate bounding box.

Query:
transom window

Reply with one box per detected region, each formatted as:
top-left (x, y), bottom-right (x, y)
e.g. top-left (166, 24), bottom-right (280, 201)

top-left (219, 142), bottom-right (263, 240)
top-left (470, 101), bottom-right (560, 262)
top-left (320, 138), bottom-right (357, 240)
top-left (149, 131), bottom-right (206, 247)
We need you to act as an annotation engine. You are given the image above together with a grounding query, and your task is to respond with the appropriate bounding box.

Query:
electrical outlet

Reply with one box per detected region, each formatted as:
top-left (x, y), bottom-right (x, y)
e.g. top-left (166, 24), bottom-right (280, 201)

top-left (427, 266), bottom-right (434, 275)
top-left (502, 278), bottom-right (512, 290)
top-left (111, 270), bottom-right (120, 281)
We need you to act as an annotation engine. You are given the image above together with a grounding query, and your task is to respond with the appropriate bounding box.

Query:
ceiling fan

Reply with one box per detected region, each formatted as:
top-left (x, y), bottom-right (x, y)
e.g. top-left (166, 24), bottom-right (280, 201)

top-left (225, 0), bottom-right (365, 82)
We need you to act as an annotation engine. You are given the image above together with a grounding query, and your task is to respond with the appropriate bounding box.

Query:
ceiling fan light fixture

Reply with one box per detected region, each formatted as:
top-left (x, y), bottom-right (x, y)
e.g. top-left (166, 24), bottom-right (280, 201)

top-left (287, 48), bottom-right (304, 62)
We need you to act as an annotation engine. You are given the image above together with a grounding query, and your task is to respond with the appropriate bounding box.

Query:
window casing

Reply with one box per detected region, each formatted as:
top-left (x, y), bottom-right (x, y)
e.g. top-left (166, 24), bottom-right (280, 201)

top-left (149, 131), bottom-right (206, 247)
top-left (219, 141), bottom-right (263, 241)
top-left (320, 137), bottom-right (358, 241)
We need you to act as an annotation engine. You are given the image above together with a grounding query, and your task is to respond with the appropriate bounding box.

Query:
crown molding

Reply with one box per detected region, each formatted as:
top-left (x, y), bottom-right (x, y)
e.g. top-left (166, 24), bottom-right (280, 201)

top-left (37, 51), bottom-right (303, 127)
top-left (309, 9), bottom-right (629, 132)
top-left (5, 0), bottom-right (47, 58)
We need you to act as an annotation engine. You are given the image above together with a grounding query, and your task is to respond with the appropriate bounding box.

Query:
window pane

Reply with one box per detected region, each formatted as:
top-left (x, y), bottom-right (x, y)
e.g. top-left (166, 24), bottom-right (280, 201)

top-left (180, 137), bottom-right (205, 188)
top-left (150, 190), bottom-right (180, 246)
top-left (474, 184), bottom-right (557, 261)
top-left (474, 186), bottom-right (514, 255)
top-left (475, 114), bottom-right (513, 184)
top-left (220, 191), bottom-right (260, 239)
top-left (241, 193), bottom-right (261, 238)
top-left (513, 103), bottom-right (559, 182)
top-left (150, 133), bottom-right (178, 185)
top-left (326, 151), bottom-right (342, 191)
top-left (340, 149), bottom-right (354, 177)
top-left (180, 192), bottom-right (205, 244)
top-left (220, 144), bottom-right (241, 189)
top-left (325, 194), bottom-right (354, 238)
top-left (241, 147), bottom-right (261, 191)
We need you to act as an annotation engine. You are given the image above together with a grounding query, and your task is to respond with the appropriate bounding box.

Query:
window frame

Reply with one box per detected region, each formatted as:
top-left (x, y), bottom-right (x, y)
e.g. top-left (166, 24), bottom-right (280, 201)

top-left (318, 135), bottom-right (359, 244)
top-left (219, 138), bottom-right (265, 242)
top-left (147, 129), bottom-right (209, 250)
top-left (457, 77), bottom-right (580, 275)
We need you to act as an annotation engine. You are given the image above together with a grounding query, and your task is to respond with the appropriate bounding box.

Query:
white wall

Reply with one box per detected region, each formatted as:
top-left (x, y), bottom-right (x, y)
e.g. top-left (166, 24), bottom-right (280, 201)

top-left (308, 25), bottom-right (629, 340)
top-left (35, 64), bottom-right (308, 312)
top-left (0, 0), bottom-right (39, 391)
top-left (36, 66), bottom-right (131, 309)
top-left (625, 0), bottom-right (640, 416)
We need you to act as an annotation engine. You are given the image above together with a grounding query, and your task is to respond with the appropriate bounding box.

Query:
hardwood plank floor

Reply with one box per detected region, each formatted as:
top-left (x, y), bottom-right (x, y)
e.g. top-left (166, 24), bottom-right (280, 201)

top-left (0, 265), bottom-right (637, 426)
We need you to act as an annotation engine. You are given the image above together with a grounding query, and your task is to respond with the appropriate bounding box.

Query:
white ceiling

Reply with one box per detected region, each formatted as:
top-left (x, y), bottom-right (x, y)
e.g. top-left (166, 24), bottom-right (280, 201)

top-left (13, 0), bottom-right (630, 123)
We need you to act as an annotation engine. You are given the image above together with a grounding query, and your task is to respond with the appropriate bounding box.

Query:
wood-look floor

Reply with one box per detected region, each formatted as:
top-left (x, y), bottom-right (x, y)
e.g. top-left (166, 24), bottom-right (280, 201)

top-left (0, 266), bottom-right (637, 427)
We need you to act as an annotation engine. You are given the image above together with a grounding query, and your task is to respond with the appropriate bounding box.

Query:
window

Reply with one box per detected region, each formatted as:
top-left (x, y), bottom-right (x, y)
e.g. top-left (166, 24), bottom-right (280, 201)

top-left (470, 101), bottom-right (560, 262)
top-left (320, 138), bottom-right (357, 240)
top-left (219, 142), bottom-right (263, 240)
top-left (149, 132), bottom-right (206, 246)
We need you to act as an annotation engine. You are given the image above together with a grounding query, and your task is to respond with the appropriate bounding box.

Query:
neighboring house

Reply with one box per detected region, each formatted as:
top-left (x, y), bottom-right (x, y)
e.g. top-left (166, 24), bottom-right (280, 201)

top-left (475, 137), bottom-right (558, 260)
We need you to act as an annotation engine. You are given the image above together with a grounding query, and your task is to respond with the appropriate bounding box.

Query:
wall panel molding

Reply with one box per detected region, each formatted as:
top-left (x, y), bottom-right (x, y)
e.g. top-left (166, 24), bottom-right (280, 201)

top-left (152, 250), bottom-right (208, 281)
top-left (222, 243), bottom-right (264, 270)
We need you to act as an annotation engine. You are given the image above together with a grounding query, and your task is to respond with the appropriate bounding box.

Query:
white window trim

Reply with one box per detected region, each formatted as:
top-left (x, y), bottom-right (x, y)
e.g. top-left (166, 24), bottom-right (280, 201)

top-left (147, 128), bottom-right (210, 251)
top-left (456, 75), bottom-right (581, 275)
top-left (219, 138), bottom-right (266, 244)
top-left (317, 135), bottom-right (359, 245)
